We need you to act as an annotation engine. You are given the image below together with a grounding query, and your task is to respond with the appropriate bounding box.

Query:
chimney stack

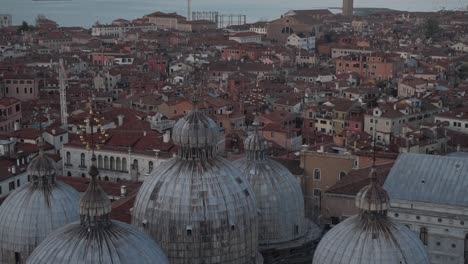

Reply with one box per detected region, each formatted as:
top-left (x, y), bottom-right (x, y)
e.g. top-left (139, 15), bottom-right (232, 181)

top-left (120, 185), bottom-right (127, 197)
top-left (14, 122), bottom-right (21, 131)
top-left (117, 115), bottom-right (124, 127)
top-left (11, 165), bottom-right (16, 175)
top-left (163, 131), bottom-right (171, 143)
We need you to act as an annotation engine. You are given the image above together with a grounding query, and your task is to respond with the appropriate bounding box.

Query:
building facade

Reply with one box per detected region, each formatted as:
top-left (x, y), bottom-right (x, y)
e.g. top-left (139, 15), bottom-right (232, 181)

top-left (385, 153), bottom-right (468, 264)
top-left (0, 15), bottom-right (12, 28)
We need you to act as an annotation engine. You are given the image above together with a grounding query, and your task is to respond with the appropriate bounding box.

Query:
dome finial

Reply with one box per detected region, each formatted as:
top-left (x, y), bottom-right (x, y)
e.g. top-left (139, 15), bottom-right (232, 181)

top-left (244, 119), bottom-right (268, 161)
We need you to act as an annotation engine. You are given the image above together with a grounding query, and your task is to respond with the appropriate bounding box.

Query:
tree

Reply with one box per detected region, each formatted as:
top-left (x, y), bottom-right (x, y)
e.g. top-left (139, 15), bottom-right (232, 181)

top-left (423, 18), bottom-right (440, 39)
top-left (17, 21), bottom-right (34, 33)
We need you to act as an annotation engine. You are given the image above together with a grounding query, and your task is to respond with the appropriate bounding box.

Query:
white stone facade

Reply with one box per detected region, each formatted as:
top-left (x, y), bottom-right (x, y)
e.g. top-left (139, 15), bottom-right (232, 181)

top-left (62, 146), bottom-right (170, 182)
top-left (389, 201), bottom-right (468, 264)
top-left (0, 15), bottom-right (11, 28)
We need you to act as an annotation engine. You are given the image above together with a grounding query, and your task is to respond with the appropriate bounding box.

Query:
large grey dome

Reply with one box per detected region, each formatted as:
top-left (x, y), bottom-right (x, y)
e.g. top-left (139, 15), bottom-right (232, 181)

top-left (233, 128), bottom-right (321, 248)
top-left (132, 109), bottom-right (262, 264)
top-left (27, 156), bottom-right (169, 264)
top-left (313, 167), bottom-right (430, 264)
top-left (0, 147), bottom-right (80, 264)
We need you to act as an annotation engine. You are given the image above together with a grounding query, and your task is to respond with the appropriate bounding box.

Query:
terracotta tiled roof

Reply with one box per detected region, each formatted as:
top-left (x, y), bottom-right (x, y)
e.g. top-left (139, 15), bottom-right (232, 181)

top-left (326, 163), bottom-right (394, 196)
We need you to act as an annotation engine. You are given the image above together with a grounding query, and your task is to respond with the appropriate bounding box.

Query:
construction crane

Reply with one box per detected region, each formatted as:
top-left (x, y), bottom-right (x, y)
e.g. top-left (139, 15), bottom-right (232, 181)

top-left (58, 58), bottom-right (68, 129)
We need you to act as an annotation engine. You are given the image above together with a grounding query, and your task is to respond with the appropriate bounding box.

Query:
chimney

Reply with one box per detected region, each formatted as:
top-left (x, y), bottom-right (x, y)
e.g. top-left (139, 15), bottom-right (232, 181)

top-left (14, 122), bottom-right (21, 131)
top-left (163, 131), bottom-right (171, 143)
top-left (120, 185), bottom-right (127, 197)
top-left (117, 115), bottom-right (124, 126)
top-left (52, 129), bottom-right (56, 135)
top-left (143, 131), bottom-right (147, 136)
top-left (11, 165), bottom-right (16, 175)
top-left (16, 159), bottom-right (20, 166)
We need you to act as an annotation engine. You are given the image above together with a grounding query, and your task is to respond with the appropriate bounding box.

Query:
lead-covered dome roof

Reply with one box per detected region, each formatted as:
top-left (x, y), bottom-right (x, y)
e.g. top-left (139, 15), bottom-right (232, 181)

top-left (0, 147), bottom-right (80, 264)
top-left (132, 109), bottom-right (262, 264)
top-left (27, 156), bottom-right (169, 264)
top-left (233, 129), bottom-right (321, 247)
top-left (313, 166), bottom-right (429, 264)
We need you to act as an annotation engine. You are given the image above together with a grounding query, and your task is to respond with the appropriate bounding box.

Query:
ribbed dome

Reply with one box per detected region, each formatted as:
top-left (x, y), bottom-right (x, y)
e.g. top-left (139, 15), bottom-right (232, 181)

top-left (27, 156), bottom-right (169, 264)
top-left (313, 166), bottom-right (430, 264)
top-left (26, 221), bottom-right (169, 264)
top-left (355, 168), bottom-right (390, 212)
top-left (0, 148), bottom-right (80, 264)
top-left (312, 214), bottom-right (429, 264)
top-left (172, 110), bottom-right (219, 159)
top-left (233, 130), bottom-right (321, 248)
top-left (132, 109), bottom-right (262, 264)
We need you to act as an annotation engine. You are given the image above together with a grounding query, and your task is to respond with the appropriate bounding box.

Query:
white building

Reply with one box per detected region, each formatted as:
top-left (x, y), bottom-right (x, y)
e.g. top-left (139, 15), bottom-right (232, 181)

top-left (435, 109), bottom-right (468, 135)
top-left (0, 15), bottom-right (12, 28)
top-left (249, 23), bottom-right (268, 35)
top-left (287, 33), bottom-right (316, 52)
top-left (91, 23), bottom-right (158, 37)
top-left (385, 153), bottom-right (468, 264)
top-left (450, 42), bottom-right (468, 53)
top-left (229, 32), bottom-right (262, 44)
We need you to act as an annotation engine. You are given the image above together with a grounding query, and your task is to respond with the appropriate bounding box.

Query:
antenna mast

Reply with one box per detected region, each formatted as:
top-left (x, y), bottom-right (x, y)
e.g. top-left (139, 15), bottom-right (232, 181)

top-left (59, 58), bottom-right (68, 129)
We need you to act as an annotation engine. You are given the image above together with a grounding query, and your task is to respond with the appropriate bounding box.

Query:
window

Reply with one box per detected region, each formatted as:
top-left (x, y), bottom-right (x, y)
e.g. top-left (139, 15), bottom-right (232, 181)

top-left (104, 156), bottom-right (109, 170)
top-left (16, 179), bottom-right (20, 187)
top-left (60, 136), bottom-right (63, 142)
top-left (80, 153), bottom-right (85, 167)
top-left (313, 169), bottom-right (321, 180)
top-left (9, 181), bottom-right (15, 191)
top-left (97, 155), bottom-right (102, 169)
top-left (420, 227), bottom-right (428, 245)
top-left (339, 171), bottom-right (346, 180)
top-left (148, 161), bottom-right (154, 173)
top-left (66, 151), bottom-right (71, 164)
top-left (15, 252), bottom-right (20, 264)
top-left (116, 157), bottom-right (121, 171)
top-left (122, 158), bottom-right (127, 171)
top-left (313, 188), bottom-right (321, 197)
top-left (110, 157), bottom-right (115, 170)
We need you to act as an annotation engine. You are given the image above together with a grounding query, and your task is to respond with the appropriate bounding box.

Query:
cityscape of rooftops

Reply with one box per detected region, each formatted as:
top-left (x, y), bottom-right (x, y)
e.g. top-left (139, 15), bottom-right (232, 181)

top-left (0, 0), bottom-right (467, 263)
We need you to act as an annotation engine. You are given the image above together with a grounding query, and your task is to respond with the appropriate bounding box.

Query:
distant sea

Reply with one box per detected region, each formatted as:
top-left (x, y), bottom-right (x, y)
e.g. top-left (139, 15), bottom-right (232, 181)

top-left (2, 0), bottom-right (467, 27)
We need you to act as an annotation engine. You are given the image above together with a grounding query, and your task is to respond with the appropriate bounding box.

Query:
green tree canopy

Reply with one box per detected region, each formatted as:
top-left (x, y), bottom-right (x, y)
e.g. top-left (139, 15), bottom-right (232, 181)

top-left (423, 18), bottom-right (440, 39)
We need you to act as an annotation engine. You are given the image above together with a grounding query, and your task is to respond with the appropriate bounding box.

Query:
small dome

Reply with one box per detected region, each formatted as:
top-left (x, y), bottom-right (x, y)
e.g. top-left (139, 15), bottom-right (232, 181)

top-left (233, 130), bottom-right (321, 248)
top-left (27, 221), bottom-right (169, 264)
top-left (312, 215), bottom-right (429, 264)
top-left (355, 168), bottom-right (389, 212)
top-left (313, 166), bottom-right (429, 264)
top-left (172, 110), bottom-right (219, 149)
top-left (132, 109), bottom-right (261, 264)
top-left (28, 157), bottom-right (169, 264)
top-left (0, 148), bottom-right (80, 263)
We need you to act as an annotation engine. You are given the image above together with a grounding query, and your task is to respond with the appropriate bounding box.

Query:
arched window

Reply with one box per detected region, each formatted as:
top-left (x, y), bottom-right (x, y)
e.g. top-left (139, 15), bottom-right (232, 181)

top-left (116, 157), bottom-right (121, 171)
top-left (339, 171), bottom-right (347, 180)
top-left (104, 176), bottom-right (109, 181)
top-left (80, 153), bottom-right (85, 167)
top-left (148, 161), bottom-right (154, 173)
top-left (133, 159), bottom-right (138, 171)
top-left (110, 157), bottom-right (115, 171)
top-left (67, 171), bottom-right (71, 177)
top-left (420, 227), bottom-right (428, 245)
top-left (122, 158), bottom-right (127, 172)
top-left (66, 151), bottom-right (71, 164)
top-left (104, 156), bottom-right (109, 170)
top-left (313, 169), bottom-right (321, 180)
top-left (81, 173), bottom-right (85, 178)
top-left (98, 155), bottom-right (103, 169)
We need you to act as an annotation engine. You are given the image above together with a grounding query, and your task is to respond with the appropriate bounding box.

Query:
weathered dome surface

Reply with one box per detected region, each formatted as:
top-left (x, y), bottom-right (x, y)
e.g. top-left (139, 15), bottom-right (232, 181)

top-left (172, 110), bottom-right (219, 149)
top-left (0, 151), bottom-right (80, 264)
top-left (233, 130), bottom-right (321, 247)
top-left (26, 221), bottom-right (169, 264)
top-left (132, 110), bottom-right (261, 264)
top-left (28, 157), bottom-right (169, 264)
top-left (313, 167), bottom-right (429, 264)
top-left (312, 214), bottom-right (429, 264)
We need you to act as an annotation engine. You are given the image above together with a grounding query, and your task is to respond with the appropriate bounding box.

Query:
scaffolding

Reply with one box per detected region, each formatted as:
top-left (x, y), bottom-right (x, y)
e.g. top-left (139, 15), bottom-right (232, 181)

top-left (191, 11), bottom-right (247, 29)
